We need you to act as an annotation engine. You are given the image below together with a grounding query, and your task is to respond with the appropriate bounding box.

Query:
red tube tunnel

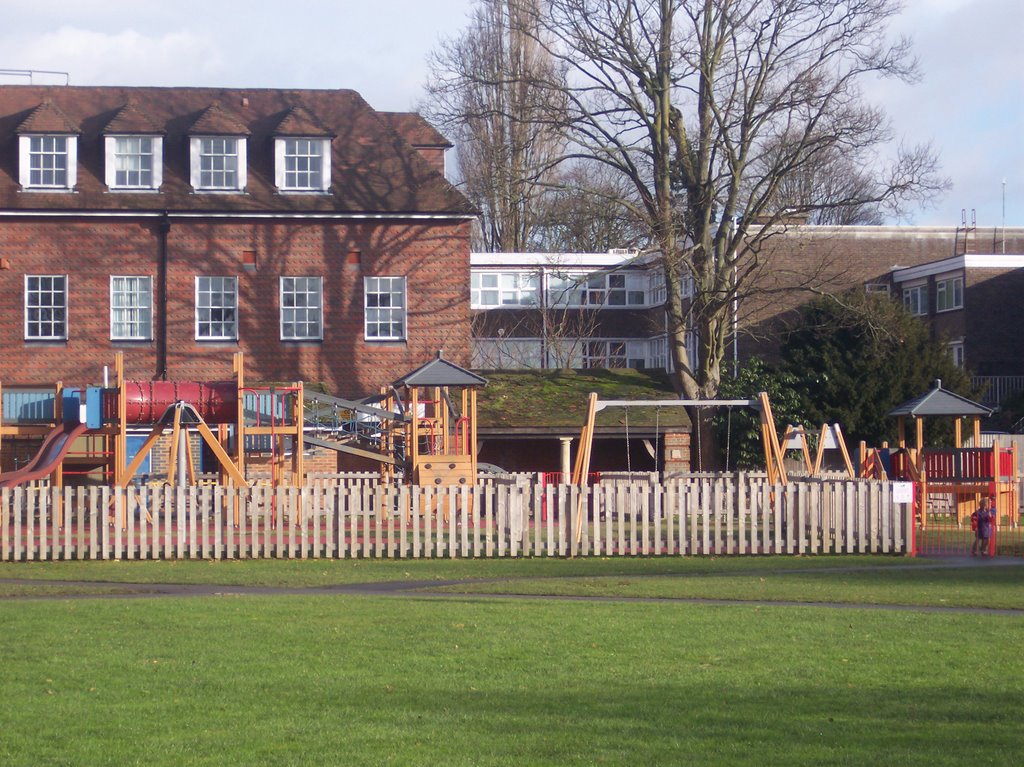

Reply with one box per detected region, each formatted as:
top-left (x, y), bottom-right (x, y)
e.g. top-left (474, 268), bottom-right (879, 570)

top-left (112, 381), bottom-right (239, 425)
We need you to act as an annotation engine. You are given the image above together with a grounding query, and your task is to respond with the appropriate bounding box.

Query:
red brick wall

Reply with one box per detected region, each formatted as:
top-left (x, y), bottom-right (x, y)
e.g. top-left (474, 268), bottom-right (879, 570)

top-left (0, 217), bottom-right (471, 399)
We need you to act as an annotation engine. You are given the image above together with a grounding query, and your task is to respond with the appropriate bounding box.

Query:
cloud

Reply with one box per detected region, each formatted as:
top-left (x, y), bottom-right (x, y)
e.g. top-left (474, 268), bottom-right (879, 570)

top-left (0, 26), bottom-right (226, 86)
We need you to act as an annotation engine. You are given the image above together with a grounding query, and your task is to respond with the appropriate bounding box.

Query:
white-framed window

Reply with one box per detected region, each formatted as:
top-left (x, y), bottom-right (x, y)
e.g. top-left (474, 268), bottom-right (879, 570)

top-left (364, 276), bottom-right (406, 341)
top-left (190, 136), bottom-right (247, 191)
top-left (649, 335), bottom-right (668, 371)
top-left (865, 282), bottom-right (890, 296)
top-left (548, 270), bottom-right (648, 307)
top-left (935, 274), bottom-right (964, 312)
top-left (110, 276), bottom-right (153, 340)
top-left (275, 138), bottom-right (331, 192)
top-left (195, 276), bottom-right (238, 340)
top-left (471, 271), bottom-right (539, 307)
top-left (902, 283), bottom-right (928, 316)
top-left (580, 340), bottom-right (648, 369)
top-left (472, 338), bottom-right (544, 369)
top-left (949, 339), bottom-right (965, 369)
top-left (280, 276), bottom-right (323, 340)
top-left (650, 270), bottom-right (668, 304)
top-left (105, 135), bottom-right (162, 190)
top-left (25, 275), bottom-right (67, 340)
top-left (19, 135), bottom-right (77, 190)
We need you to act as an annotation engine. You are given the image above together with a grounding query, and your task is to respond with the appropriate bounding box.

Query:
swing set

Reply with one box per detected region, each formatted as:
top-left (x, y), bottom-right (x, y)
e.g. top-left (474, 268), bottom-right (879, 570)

top-left (572, 391), bottom-right (788, 484)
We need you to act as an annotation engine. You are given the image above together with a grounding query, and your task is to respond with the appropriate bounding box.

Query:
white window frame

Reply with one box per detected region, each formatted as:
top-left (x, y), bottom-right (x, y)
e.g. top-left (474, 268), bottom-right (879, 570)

top-left (902, 282), bottom-right (928, 316)
top-left (280, 276), bottom-right (323, 341)
top-left (19, 134), bottom-right (77, 191)
top-left (935, 274), bottom-right (964, 313)
top-left (190, 136), bottom-right (247, 192)
top-left (471, 271), bottom-right (539, 308)
top-left (364, 276), bottom-right (406, 341)
top-left (25, 274), bottom-right (68, 340)
top-left (948, 339), bottom-right (965, 369)
top-left (195, 276), bottom-right (238, 341)
top-left (274, 137), bottom-right (331, 192)
top-left (547, 270), bottom-right (649, 308)
top-left (472, 338), bottom-right (544, 369)
top-left (110, 276), bottom-right (153, 340)
top-left (105, 135), bottom-right (163, 191)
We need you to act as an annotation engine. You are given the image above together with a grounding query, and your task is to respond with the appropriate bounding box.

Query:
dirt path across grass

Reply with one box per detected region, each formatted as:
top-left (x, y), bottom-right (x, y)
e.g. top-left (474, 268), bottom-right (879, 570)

top-left (1, 556), bottom-right (1022, 615)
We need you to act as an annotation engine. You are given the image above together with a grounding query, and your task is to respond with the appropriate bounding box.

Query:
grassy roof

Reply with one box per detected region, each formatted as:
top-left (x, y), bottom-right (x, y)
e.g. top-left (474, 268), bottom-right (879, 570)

top-left (475, 369), bottom-right (690, 430)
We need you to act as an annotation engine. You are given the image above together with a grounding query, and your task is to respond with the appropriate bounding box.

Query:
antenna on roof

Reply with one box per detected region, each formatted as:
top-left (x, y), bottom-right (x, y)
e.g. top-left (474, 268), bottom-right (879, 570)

top-left (0, 69), bottom-right (70, 85)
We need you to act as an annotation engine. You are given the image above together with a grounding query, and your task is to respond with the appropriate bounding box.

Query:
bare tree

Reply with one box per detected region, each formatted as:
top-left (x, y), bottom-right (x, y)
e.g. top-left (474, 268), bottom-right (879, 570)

top-left (510, 0), bottom-right (947, 464)
top-left (533, 160), bottom-right (648, 251)
top-left (423, 0), bottom-right (569, 252)
top-left (754, 138), bottom-right (887, 225)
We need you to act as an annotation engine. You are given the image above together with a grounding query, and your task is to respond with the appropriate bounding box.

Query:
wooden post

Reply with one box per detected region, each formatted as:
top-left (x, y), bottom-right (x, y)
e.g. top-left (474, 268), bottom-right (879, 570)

top-left (234, 352), bottom-right (246, 484)
top-left (897, 416), bottom-right (906, 449)
top-left (410, 387), bottom-right (419, 477)
top-left (293, 381), bottom-right (304, 488)
top-left (470, 388), bottom-right (478, 480)
top-left (954, 417), bottom-right (963, 448)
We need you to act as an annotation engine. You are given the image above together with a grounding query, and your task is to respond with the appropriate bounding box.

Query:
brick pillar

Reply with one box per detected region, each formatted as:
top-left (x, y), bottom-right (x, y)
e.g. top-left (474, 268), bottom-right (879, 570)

top-left (662, 431), bottom-right (690, 474)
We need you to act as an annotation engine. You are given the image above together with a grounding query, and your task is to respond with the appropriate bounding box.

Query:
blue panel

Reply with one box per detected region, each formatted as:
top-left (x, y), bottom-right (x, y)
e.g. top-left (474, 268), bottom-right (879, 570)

top-left (86, 387), bottom-right (103, 429)
top-left (125, 435), bottom-right (152, 481)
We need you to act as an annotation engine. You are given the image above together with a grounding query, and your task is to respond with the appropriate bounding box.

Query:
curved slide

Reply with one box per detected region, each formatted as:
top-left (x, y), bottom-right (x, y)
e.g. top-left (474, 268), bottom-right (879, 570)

top-left (0, 422), bottom-right (91, 489)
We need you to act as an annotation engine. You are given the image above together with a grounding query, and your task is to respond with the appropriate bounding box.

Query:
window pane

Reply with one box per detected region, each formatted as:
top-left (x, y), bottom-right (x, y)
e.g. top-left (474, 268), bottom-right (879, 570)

top-left (280, 276), bottom-right (322, 339)
top-left (199, 138), bottom-right (239, 189)
top-left (111, 276), bottom-right (153, 339)
top-left (364, 277), bottom-right (406, 340)
top-left (25, 275), bottom-right (67, 339)
top-left (196, 276), bottom-right (237, 339)
top-left (283, 138), bottom-right (324, 190)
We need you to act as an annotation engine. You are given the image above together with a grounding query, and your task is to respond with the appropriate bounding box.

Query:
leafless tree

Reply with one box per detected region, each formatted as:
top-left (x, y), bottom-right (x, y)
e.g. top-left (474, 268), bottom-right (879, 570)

top-left (510, 0), bottom-right (947, 464)
top-left (533, 160), bottom-right (648, 251)
top-left (423, 0), bottom-right (569, 252)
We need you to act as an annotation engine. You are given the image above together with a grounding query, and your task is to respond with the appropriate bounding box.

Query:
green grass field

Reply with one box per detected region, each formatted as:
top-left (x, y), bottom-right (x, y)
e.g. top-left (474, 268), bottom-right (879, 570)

top-left (1, 557), bottom-right (1022, 766)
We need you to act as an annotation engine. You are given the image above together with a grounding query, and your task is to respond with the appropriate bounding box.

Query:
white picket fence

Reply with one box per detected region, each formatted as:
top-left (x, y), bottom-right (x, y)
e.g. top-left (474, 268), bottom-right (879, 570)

top-left (0, 476), bottom-right (910, 561)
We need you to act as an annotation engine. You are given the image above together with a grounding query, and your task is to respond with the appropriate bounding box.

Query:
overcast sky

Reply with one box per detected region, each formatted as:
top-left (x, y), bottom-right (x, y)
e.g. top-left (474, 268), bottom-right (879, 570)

top-left (2, 0), bottom-right (1020, 227)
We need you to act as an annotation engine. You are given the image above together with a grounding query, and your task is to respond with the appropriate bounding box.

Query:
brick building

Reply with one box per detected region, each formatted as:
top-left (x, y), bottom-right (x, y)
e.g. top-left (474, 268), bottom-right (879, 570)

top-left (0, 85), bottom-right (475, 397)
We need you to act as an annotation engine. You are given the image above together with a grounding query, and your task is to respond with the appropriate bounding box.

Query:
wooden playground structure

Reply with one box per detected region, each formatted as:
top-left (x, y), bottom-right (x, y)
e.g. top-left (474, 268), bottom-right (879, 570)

top-left (858, 382), bottom-right (1019, 527)
top-left (0, 352), bottom-right (488, 507)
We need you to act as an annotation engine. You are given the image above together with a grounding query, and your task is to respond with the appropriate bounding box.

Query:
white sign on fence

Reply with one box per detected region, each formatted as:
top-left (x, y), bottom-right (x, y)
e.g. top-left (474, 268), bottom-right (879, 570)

top-left (892, 481), bottom-right (914, 504)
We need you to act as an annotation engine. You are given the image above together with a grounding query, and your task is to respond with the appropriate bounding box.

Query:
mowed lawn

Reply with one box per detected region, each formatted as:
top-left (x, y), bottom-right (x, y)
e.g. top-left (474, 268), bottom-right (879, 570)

top-left (0, 558), bottom-right (1022, 766)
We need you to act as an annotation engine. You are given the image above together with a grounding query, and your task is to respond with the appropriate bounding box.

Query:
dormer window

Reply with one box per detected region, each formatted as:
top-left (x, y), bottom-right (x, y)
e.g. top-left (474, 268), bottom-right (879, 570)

top-left (190, 136), bottom-right (247, 192)
top-left (19, 135), bottom-right (77, 191)
top-left (105, 135), bottom-right (163, 190)
top-left (275, 137), bottom-right (331, 192)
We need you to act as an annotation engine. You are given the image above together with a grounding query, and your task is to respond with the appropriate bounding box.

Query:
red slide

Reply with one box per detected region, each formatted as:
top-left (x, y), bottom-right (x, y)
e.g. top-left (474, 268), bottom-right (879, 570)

top-left (0, 422), bottom-right (91, 489)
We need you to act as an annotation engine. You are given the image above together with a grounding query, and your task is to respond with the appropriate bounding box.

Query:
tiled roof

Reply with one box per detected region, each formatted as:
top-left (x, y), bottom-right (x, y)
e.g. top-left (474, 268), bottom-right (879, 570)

top-left (379, 112), bottom-right (452, 148)
top-left (272, 104), bottom-right (333, 137)
top-left (393, 351), bottom-right (488, 388)
top-left (16, 100), bottom-right (79, 134)
top-left (187, 101), bottom-right (252, 135)
top-left (0, 85), bottom-right (474, 216)
top-left (104, 101), bottom-right (163, 134)
top-left (888, 381), bottom-right (993, 418)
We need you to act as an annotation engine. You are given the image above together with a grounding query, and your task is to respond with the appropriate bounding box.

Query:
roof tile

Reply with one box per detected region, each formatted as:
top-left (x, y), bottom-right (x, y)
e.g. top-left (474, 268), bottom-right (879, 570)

top-left (16, 100), bottom-right (79, 134)
top-left (187, 101), bottom-right (251, 135)
top-left (0, 85), bottom-right (473, 215)
top-left (272, 104), bottom-right (333, 137)
top-left (104, 100), bottom-right (164, 134)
